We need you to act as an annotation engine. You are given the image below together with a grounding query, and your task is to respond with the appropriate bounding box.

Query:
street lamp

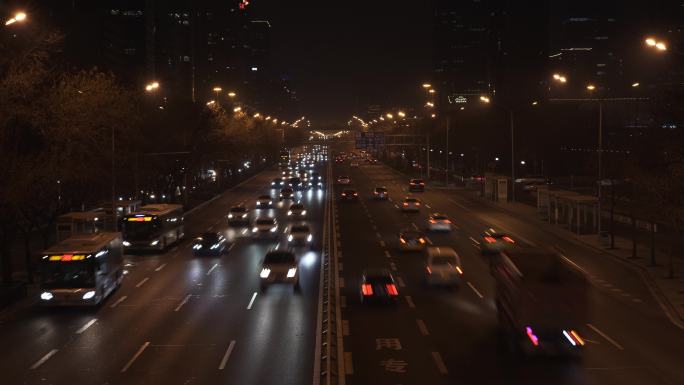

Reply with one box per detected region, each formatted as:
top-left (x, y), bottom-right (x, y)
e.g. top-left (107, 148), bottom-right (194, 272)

top-left (480, 95), bottom-right (518, 201)
top-left (206, 100), bottom-right (216, 106)
top-left (587, 84), bottom-right (596, 91)
top-left (386, 113), bottom-right (394, 119)
top-left (397, 111), bottom-right (406, 118)
top-left (145, 81), bottom-right (160, 92)
top-left (553, 73), bottom-right (567, 83)
top-left (233, 106), bottom-right (242, 112)
top-left (253, 113), bottom-right (260, 118)
top-left (228, 92), bottom-right (237, 98)
top-left (428, 89), bottom-right (436, 94)
top-left (480, 95), bottom-right (491, 103)
top-left (645, 37), bottom-right (667, 51)
top-left (632, 82), bottom-right (640, 88)
top-left (422, 83), bottom-right (432, 89)
top-left (5, 11), bottom-right (27, 26)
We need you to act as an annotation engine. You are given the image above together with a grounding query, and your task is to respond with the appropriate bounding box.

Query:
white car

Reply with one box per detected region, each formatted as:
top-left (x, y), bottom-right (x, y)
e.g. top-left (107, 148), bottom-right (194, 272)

top-left (287, 203), bottom-right (307, 218)
top-left (401, 197), bottom-right (421, 212)
top-left (227, 206), bottom-right (249, 225)
top-left (286, 224), bottom-right (313, 246)
top-left (256, 195), bottom-right (273, 209)
top-left (425, 247), bottom-right (463, 286)
top-left (252, 216), bottom-right (278, 238)
top-left (428, 213), bottom-right (452, 232)
top-left (337, 176), bottom-right (351, 185)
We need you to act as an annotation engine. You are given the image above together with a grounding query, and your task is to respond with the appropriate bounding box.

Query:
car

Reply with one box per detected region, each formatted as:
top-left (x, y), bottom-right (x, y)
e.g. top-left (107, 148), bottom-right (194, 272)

top-left (287, 203), bottom-right (307, 218)
top-left (227, 205), bottom-right (249, 225)
top-left (271, 177), bottom-right (284, 187)
top-left (428, 213), bottom-right (452, 232)
top-left (409, 178), bottom-right (425, 192)
top-left (360, 269), bottom-right (399, 303)
top-left (425, 247), bottom-right (463, 286)
top-left (350, 161), bottom-right (359, 167)
top-left (373, 186), bottom-right (389, 200)
top-left (288, 177), bottom-right (304, 190)
top-left (252, 216), bottom-right (278, 238)
top-left (279, 187), bottom-right (294, 200)
top-left (340, 189), bottom-right (359, 201)
top-left (192, 232), bottom-right (228, 256)
top-left (481, 230), bottom-right (517, 255)
top-left (401, 197), bottom-right (421, 212)
top-left (398, 229), bottom-right (428, 251)
top-left (256, 195), bottom-right (273, 209)
top-left (286, 224), bottom-right (313, 246)
top-left (259, 249), bottom-right (299, 291)
top-left (337, 176), bottom-right (351, 185)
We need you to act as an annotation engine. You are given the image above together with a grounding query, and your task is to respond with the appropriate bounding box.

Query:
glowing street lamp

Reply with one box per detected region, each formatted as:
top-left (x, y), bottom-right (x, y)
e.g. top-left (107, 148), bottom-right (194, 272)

top-left (553, 73), bottom-right (567, 83)
top-left (422, 83), bottom-right (432, 89)
top-left (645, 37), bottom-right (667, 51)
top-left (632, 82), bottom-right (640, 88)
top-left (228, 92), bottom-right (237, 98)
top-left (397, 111), bottom-right (406, 118)
top-left (386, 113), bottom-right (394, 119)
top-left (428, 89), bottom-right (436, 94)
top-left (145, 81), bottom-right (160, 92)
top-left (206, 100), bottom-right (216, 106)
top-left (5, 11), bottom-right (27, 26)
top-left (586, 84), bottom-right (596, 91)
top-left (253, 113), bottom-right (261, 118)
top-left (480, 95), bottom-right (491, 103)
top-left (233, 106), bottom-right (242, 112)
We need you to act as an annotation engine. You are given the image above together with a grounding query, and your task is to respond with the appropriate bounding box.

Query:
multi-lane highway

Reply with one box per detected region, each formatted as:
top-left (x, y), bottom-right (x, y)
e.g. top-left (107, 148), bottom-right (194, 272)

top-left (332, 153), bottom-right (684, 385)
top-left (0, 158), bottom-right (327, 385)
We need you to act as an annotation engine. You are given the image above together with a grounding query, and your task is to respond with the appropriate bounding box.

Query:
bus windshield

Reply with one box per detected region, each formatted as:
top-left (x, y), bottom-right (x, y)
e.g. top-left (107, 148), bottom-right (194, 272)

top-left (123, 220), bottom-right (160, 240)
top-left (42, 261), bottom-right (95, 289)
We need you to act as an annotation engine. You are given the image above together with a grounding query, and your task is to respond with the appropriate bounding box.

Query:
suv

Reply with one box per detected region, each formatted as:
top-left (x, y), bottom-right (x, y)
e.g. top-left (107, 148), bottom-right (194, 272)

top-left (260, 250), bottom-right (300, 291)
top-left (409, 178), bottom-right (425, 192)
top-left (373, 186), bottom-right (388, 200)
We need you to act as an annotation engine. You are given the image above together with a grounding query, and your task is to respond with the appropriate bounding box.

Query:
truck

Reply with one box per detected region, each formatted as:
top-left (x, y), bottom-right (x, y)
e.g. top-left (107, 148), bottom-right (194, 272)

top-left (39, 232), bottom-right (124, 306)
top-left (491, 248), bottom-right (588, 356)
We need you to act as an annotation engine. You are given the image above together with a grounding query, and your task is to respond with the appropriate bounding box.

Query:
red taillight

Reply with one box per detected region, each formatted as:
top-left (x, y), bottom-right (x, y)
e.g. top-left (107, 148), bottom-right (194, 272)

top-left (503, 236), bottom-right (515, 244)
top-left (403, 203), bottom-right (408, 206)
top-left (444, 220), bottom-right (451, 224)
top-left (354, 193), bottom-right (358, 196)
top-left (400, 238), bottom-right (406, 244)
top-left (415, 203), bottom-right (421, 206)
top-left (484, 236), bottom-right (496, 243)
top-left (386, 284), bottom-right (399, 296)
top-left (362, 284), bottom-right (373, 296)
top-left (526, 326), bottom-right (539, 346)
top-left (429, 219), bottom-right (436, 223)
top-left (426, 266), bottom-right (432, 275)
top-left (374, 191), bottom-right (378, 194)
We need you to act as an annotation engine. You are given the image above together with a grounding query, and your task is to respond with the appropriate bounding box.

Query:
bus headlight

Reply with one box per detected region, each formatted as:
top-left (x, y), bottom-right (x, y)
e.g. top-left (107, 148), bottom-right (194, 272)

top-left (150, 240), bottom-right (159, 246)
top-left (82, 290), bottom-right (96, 300)
top-left (260, 268), bottom-right (271, 278)
top-left (287, 268), bottom-right (297, 278)
top-left (40, 291), bottom-right (53, 301)
top-left (122, 241), bottom-right (131, 247)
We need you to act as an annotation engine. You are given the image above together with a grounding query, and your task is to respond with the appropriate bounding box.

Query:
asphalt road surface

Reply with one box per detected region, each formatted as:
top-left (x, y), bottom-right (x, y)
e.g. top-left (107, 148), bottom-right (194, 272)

top-left (0, 164), bottom-right (326, 385)
top-left (333, 155), bottom-right (684, 385)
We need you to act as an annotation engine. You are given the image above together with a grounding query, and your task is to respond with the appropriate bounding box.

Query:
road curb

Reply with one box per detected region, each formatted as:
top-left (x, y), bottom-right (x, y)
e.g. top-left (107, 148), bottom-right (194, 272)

top-left (470, 194), bottom-right (684, 329)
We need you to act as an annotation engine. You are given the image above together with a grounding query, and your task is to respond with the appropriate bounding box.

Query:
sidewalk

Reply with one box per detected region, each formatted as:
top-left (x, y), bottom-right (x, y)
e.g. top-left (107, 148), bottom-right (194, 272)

top-left (474, 194), bottom-right (684, 323)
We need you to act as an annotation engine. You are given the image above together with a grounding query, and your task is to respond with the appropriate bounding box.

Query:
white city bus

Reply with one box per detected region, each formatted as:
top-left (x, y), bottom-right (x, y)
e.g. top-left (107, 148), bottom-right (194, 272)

top-left (39, 232), bottom-right (124, 306)
top-left (121, 204), bottom-right (184, 251)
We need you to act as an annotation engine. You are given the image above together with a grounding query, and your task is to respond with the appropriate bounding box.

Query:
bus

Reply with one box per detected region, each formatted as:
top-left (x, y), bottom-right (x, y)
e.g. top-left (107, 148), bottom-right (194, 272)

top-left (39, 232), bottom-right (123, 306)
top-left (279, 149), bottom-right (290, 169)
top-left (121, 204), bottom-right (184, 251)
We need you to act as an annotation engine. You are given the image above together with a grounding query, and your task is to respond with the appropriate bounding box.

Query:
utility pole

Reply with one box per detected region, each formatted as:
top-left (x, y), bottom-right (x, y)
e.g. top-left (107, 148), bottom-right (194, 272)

top-left (510, 110), bottom-right (515, 202)
top-left (445, 115), bottom-right (450, 186)
top-left (426, 134), bottom-right (431, 179)
top-left (111, 127), bottom-right (117, 231)
top-left (597, 101), bottom-right (603, 240)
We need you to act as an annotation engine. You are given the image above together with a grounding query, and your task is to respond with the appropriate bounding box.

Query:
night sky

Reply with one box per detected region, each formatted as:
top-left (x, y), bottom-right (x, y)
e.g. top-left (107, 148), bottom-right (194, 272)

top-left (265, 1), bottom-right (434, 125)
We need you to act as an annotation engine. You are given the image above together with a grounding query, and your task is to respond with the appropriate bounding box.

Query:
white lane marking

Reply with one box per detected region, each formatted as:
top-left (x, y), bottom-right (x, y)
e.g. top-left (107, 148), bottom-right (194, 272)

top-left (174, 294), bottom-right (192, 312)
top-left (405, 296), bottom-right (416, 309)
top-left (154, 263), bottom-right (167, 272)
top-left (338, 262), bottom-right (343, 272)
top-left (136, 277), bottom-right (150, 288)
top-left (425, 204), bottom-right (432, 209)
top-left (384, 250), bottom-right (392, 259)
top-left (587, 323), bottom-right (624, 350)
top-left (344, 352), bottom-right (354, 374)
top-left (218, 340), bottom-right (236, 370)
top-left (390, 262), bottom-right (397, 271)
top-left (227, 243), bottom-right (235, 252)
top-left (342, 320), bottom-right (350, 336)
top-left (417, 319), bottom-right (430, 336)
top-left (75, 318), bottom-right (97, 334)
top-left (30, 349), bottom-right (58, 370)
top-left (120, 341), bottom-right (150, 372)
top-left (467, 282), bottom-right (484, 299)
top-left (208, 225), bottom-right (214, 231)
top-left (379, 240), bottom-right (386, 248)
top-left (247, 292), bottom-right (258, 310)
top-left (396, 276), bottom-right (406, 287)
top-left (426, 237), bottom-right (433, 245)
top-left (388, 197), bottom-right (393, 202)
top-left (339, 277), bottom-right (345, 288)
top-left (412, 223), bottom-right (419, 230)
top-left (375, 232), bottom-right (381, 238)
top-left (110, 295), bottom-right (128, 308)
top-left (469, 237), bottom-right (480, 245)
top-left (206, 263), bottom-right (219, 276)
top-left (394, 204), bottom-right (399, 209)
top-left (560, 254), bottom-right (590, 275)
top-left (372, 225), bottom-right (377, 231)
top-left (431, 351), bottom-right (449, 375)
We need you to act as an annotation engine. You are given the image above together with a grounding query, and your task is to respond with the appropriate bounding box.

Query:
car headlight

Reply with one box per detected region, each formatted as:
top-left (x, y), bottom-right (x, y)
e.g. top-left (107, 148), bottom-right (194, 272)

top-left (287, 211), bottom-right (292, 216)
top-left (287, 268), bottom-right (297, 278)
top-left (228, 214), bottom-right (234, 218)
top-left (40, 291), bottom-right (53, 301)
top-left (260, 268), bottom-right (271, 278)
top-left (193, 244), bottom-right (202, 249)
top-left (270, 227), bottom-right (277, 232)
top-left (307, 234), bottom-right (313, 242)
top-left (210, 243), bottom-right (220, 249)
top-left (150, 240), bottom-right (159, 246)
top-left (301, 210), bottom-right (306, 215)
top-left (288, 234), bottom-right (293, 241)
top-left (242, 214), bottom-right (248, 218)
top-left (269, 201), bottom-right (273, 204)
top-left (271, 182), bottom-right (275, 185)
top-left (252, 227), bottom-right (258, 232)
top-left (82, 290), bottom-right (96, 300)
top-left (122, 241), bottom-right (131, 247)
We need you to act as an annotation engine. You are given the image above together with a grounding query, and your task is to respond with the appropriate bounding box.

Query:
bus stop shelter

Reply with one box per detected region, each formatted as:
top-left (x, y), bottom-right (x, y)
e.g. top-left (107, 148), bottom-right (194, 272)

top-left (539, 189), bottom-right (598, 234)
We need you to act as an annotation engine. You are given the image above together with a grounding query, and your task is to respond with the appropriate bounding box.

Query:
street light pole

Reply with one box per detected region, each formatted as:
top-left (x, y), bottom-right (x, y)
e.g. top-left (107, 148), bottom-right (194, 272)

top-left (445, 115), bottom-right (450, 186)
top-left (597, 101), bottom-right (603, 238)
top-left (510, 110), bottom-right (515, 202)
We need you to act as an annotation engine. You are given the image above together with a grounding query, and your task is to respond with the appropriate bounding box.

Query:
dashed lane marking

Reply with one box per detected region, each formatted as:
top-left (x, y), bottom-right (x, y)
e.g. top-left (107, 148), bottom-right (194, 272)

top-left (431, 352), bottom-right (449, 375)
top-left (412, 223), bottom-right (419, 230)
top-left (339, 277), bottom-right (345, 288)
top-left (136, 277), bottom-right (150, 288)
top-left (389, 262), bottom-right (397, 271)
top-left (425, 204), bottom-right (432, 209)
top-left (379, 240), bottom-right (386, 248)
top-left (375, 232), bottom-right (382, 238)
top-left (397, 277), bottom-right (406, 287)
top-left (120, 342), bottom-right (150, 372)
top-left (417, 319), bottom-right (430, 336)
top-left (344, 352), bottom-right (354, 374)
top-left (587, 323), bottom-right (624, 350)
top-left (405, 296), bottom-right (416, 309)
top-left (467, 281), bottom-right (484, 299)
top-left (247, 292), bottom-right (258, 310)
top-left (174, 294), bottom-right (192, 312)
top-left (384, 250), bottom-right (392, 259)
top-left (154, 263), bottom-right (167, 272)
top-left (30, 349), bottom-right (58, 370)
top-left (426, 237), bottom-right (433, 245)
top-left (218, 340), bottom-right (236, 370)
top-left (206, 263), bottom-right (219, 275)
top-left (342, 320), bottom-right (350, 336)
top-left (110, 295), bottom-right (128, 308)
top-left (75, 318), bottom-right (97, 334)
top-left (469, 237), bottom-right (480, 245)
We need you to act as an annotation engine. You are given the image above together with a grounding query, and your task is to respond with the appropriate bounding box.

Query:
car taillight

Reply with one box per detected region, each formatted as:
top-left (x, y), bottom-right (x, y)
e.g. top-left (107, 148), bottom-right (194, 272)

top-left (362, 284), bottom-right (373, 296)
top-left (403, 203), bottom-right (408, 206)
top-left (415, 203), bottom-right (420, 206)
top-left (400, 238), bottom-right (406, 244)
top-left (386, 284), bottom-right (399, 296)
top-left (503, 236), bottom-right (515, 244)
top-left (353, 193), bottom-right (358, 196)
top-left (418, 238), bottom-right (426, 244)
top-left (456, 266), bottom-right (463, 275)
top-left (484, 236), bottom-right (496, 243)
top-left (429, 219), bottom-right (436, 223)
top-left (426, 266), bottom-right (432, 275)
top-left (444, 220), bottom-right (451, 224)
top-left (525, 326), bottom-right (539, 347)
